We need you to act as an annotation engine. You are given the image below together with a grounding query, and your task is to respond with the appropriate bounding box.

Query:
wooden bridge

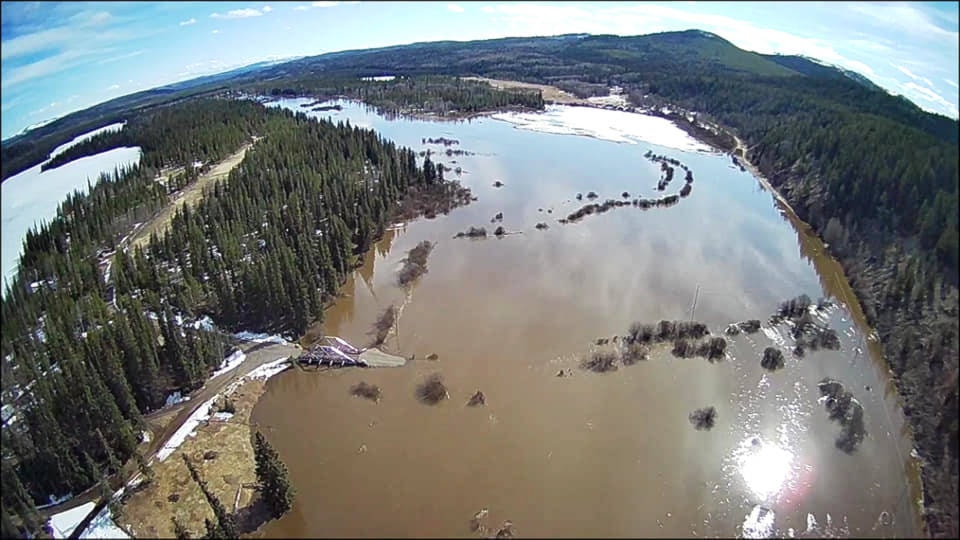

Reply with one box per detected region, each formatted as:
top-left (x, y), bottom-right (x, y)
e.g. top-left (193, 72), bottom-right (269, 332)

top-left (297, 336), bottom-right (406, 368)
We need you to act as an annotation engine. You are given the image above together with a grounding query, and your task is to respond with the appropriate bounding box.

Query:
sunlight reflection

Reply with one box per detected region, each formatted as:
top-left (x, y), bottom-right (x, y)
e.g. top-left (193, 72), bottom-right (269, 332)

top-left (737, 437), bottom-right (794, 501)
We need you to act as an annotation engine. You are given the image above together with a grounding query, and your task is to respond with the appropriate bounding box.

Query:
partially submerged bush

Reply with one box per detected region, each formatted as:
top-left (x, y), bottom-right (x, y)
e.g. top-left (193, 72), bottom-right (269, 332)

top-left (724, 324), bottom-right (741, 336)
top-left (535, 222), bottom-right (549, 230)
top-left (416, 373), bottom-right (448, 405)
top-left (455, 226), bottom-right (488, 238)
top-left (656, 320), bottom-right (709, 341)
top-left (627, 322), bottom-right (656, 344)
top-left (771, 294), bottom-right (813, 324)
top-left (398, 241), bottom-right (434, 286)
top-left (739, 320), bottom-right (762, 333)
top-left (467, 390), bottom-right (486, 407)
top-left (817, 378), bottom-right (866, 453)
top-left (689, 406), bottom-right (717, 430)
top-left (370, 305), bottom-right (397, 346)
top-left (581, 351), bottom-right (619, 373)
top-left (493, 180), bottom-right (504, 187)
top-left (697, 337), bottom-right (727, 362)
top-left (351, 382), bottom-right (382, 402)
top-left (671, 339), bottom-right (696, 358)
top-left (761, 347), bottom-right (785, 371)
top-left (620, 342), bottom-right (649, 365)
top-left (494, 226), bottom-right (506, 237)
top-left (586, 191), bottom-right (599, 199)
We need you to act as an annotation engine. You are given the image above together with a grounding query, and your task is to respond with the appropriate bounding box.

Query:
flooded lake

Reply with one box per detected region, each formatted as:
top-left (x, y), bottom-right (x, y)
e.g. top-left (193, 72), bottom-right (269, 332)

top-left (252, 99), bottom-right (922, 538)
top-left (1, 122), bottom-right (139, 287)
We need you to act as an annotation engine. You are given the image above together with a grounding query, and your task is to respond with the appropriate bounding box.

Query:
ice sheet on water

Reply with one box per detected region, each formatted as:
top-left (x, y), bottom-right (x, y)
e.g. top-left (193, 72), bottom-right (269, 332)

top-left (490, 105), bottom-right (714, 153)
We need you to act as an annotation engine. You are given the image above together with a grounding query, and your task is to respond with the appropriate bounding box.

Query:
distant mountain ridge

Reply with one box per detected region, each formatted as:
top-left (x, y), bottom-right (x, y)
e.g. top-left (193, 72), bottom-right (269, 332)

top-left (4, 29), bottom-right (956, 180)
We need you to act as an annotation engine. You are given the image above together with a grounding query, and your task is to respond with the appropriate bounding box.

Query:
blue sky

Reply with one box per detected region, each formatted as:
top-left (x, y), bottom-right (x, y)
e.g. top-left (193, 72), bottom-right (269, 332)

top-left (2, 1), bottom-right (958, 140)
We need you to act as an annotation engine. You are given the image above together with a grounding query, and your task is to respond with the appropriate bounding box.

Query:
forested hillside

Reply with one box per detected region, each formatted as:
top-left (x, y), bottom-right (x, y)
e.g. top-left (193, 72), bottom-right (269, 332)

top-left (0, 98), bottom-right (450, 536)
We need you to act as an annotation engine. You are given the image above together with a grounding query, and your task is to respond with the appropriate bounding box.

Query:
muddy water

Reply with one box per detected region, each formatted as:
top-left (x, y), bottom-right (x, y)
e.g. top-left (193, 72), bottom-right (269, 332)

top-left (251, 99), bottom-right (922, 538)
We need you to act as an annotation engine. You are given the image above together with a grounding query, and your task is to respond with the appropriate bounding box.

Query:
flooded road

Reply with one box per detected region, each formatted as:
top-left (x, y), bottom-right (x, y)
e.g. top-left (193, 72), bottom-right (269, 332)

top-left (250, 99), bottom-right (922, 538)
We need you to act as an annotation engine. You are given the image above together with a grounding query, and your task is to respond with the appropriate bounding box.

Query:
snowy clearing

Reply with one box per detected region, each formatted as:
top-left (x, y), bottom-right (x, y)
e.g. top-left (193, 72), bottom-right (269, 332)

top-left (491, 105), bottom-right (713, 153)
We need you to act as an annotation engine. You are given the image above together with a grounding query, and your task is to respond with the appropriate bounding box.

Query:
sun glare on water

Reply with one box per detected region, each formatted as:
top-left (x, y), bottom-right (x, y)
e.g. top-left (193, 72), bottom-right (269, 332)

top-left (737, 437), bottom-right (795, 501)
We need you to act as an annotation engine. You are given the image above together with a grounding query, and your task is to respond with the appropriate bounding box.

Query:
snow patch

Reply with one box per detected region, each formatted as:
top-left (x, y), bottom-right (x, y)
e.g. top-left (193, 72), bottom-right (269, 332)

top-left (156, 395), bottom-right (219, 462)
top-left (79, 505), bottom-right (130, 539)
top-left (193, 315), bottom-right (214, 331)
top-left (164, 391), bottom-right (189, 407)
top-left (212, 411), bottom-right (234, 421)
top-left (246, 356), bottom-right (291, 381)
top-left (211, 349), bottom-right (246, 378)
top-left (48, 502), bottom-right (96, 538)
top-left (234, 331), bottom-right (290, 345)
top-left (491, 105), bottom-right (712, 153)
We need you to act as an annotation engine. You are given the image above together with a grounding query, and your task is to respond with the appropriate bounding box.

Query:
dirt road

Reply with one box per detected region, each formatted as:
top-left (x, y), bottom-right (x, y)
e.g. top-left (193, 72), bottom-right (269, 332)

top-left (128, 144), bottom-right (252, 252)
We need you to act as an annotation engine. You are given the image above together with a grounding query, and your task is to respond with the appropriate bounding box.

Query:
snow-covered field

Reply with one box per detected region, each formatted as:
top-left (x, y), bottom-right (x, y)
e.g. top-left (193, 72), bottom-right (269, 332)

top-left (1, 125), bottom-right (140, 288)
top-left (491, 105), bottom-right (713, 153)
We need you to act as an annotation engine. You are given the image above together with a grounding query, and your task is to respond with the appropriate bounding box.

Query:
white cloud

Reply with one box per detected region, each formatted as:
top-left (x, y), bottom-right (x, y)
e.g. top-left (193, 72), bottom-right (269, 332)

top-left (96, 49), bottom-right (145, 65)
top-left (211, 8), bottom-right (265, 19)
top-left (106, 84), bottom-right (120, 91)
top-left (295, 5), bottom-right (310, 10)
top-left (179, 18), bottom-right (197, 26)
top-left (2, 48), bottom-right (104, 90)
top-left (211, 29), bottom-right (220, 34)
top-left (901, 81), bottom-right (959, 118)
top-left (945, 80), bottom-right (959, 90)
top-left (312, 1), bottom-right (341, 7)
top-left (262, 6), bottom-right (273, 13)
top-left (894, 64), bottom-right (935, 89)
top-left (448, 4), bottom-right (465, 13)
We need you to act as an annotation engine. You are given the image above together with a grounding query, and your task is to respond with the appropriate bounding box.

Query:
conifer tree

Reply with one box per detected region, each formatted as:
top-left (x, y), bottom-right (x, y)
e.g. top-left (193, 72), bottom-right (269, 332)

top-left (253, 431), bottom-right (295, 518)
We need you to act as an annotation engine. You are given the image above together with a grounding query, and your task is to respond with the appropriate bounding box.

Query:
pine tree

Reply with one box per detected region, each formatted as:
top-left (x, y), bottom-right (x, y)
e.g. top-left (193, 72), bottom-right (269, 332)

top-left (253, 431), bottom-right (295, 518)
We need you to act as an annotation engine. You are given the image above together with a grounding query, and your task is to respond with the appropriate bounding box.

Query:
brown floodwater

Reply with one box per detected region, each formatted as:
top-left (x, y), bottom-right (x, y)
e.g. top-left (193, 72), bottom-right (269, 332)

top-left (249, 99), bottom-right (923, 538)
